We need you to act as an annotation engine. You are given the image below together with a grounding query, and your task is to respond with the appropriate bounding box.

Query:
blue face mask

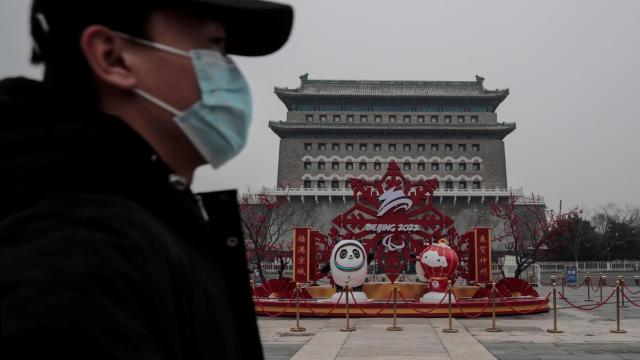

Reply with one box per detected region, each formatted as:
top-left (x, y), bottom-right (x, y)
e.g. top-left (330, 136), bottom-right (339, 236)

top-left (116, 33), bottom-right (252, 169)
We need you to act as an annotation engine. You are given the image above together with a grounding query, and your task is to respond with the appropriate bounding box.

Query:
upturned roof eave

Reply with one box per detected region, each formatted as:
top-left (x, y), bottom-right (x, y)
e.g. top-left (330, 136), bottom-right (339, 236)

top-left (274, 89), bottom-right (509, 110)
top-left (273, 89), bottom-right (510, 99)
top-left (268, 122), bottom-right (516, 140)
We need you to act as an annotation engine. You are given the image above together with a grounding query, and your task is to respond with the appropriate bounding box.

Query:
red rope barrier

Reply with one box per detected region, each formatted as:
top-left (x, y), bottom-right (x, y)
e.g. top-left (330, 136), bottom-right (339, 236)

top-left (299, 291), bottom-right (345, 317)
top-left (397, 290), bottom-right (448, 314)
top-left (452, 295), bottom-right (491, 319)
top-left (622, 283), bottom-right (640, 295)
top-left (254, 292), bottom-right (297, 317)
top-left (558, 289), bottom-right (616, 311)
top-left (349, 289), bottom-right (394, 316)
top-left (622, 291), bottom-right (640, 308)
top-left (589, 280), bottom-right (601, 293)
top-left (499, 292), bottom-right (552, 315)
top-left (565, 278), bottom-right (587, 290)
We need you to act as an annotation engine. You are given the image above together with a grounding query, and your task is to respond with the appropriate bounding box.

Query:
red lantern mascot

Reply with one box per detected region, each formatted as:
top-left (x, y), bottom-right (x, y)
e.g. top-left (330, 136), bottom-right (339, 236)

top-left (416, 239), bottom-right (459, 303)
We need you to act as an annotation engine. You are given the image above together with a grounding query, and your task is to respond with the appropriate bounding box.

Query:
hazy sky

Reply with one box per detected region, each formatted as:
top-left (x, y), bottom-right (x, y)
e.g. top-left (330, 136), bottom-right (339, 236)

top-left (2, 0), bottom-right (639, 211)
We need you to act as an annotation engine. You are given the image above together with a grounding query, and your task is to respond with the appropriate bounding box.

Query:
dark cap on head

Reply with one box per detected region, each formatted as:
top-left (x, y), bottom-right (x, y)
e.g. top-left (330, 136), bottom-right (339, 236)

top-left (30, 0), bottom-right (294, 60)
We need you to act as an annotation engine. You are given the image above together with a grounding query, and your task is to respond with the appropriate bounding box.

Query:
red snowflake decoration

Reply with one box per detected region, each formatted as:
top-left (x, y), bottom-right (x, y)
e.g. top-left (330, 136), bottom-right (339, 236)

top-left (330, 161), bottom-right (457, 282)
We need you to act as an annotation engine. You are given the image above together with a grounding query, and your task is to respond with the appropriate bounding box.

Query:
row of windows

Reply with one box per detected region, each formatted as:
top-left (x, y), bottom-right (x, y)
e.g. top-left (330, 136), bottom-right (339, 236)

top-left (304, 161), bottom-right (482, 171)
top-left (303, 180), bottom-right (483, 190)
top-left (305, 114), bottom-right (480, 124)
top-left (305, 143), bottom-right (481, 152)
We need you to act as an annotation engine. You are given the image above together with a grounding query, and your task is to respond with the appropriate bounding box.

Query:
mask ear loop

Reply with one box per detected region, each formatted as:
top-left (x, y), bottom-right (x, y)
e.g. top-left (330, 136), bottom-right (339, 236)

top-left (112, 31), bottom-right (190, 116)
top-left (134, 89), bottom-right (183, 117)
top-left (113, 31), bottom-right (191, 58)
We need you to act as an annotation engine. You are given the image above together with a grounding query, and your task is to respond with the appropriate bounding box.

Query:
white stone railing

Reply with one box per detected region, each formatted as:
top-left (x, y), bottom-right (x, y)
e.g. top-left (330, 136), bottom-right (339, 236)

top-left (262, 187), bottom-right (521, 197)
top-left (251, 187), bottom-right (545, 205)
top-left (300, 174), bottom-right (483, 182)
top-left (538, 261), bottom-right (640, 272)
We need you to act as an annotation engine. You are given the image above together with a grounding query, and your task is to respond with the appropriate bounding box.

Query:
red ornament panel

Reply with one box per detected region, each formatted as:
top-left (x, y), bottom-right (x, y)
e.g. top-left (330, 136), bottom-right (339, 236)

top-left (466, 228), bottom-right (492, 284)
top-left (292, 227), bottom-right (313, 283)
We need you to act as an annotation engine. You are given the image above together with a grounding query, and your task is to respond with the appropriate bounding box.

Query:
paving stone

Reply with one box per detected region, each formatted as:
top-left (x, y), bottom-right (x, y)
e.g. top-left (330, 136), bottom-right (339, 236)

top-left (263, 343), bottom-right (306, 357)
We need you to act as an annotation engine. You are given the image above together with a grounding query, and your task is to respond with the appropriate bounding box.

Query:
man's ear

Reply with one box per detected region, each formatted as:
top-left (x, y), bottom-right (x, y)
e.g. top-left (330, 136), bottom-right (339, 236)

top-left (80, 25), bottom-right (138, 90)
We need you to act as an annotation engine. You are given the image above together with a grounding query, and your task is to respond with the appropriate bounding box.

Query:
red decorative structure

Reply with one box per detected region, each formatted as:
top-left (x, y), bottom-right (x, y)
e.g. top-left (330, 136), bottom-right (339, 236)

top-left (496, 278), bottom-right (539, 298)
top-left (472, 278), bottom-right (539, 299)
top-left (418, 240), bottom-right (460, 293)
top-left (330, 161), bottom-right (457, 282)
top-left (464, 228), bottom-right (493, 284)
top-left (253, 278), bottom-right (312, 299)
top-left (292, 227), bottom-right (314, 283)
top-left (253, 161), bottom-right (549, 318)
top-left (311, 230), bottom-right (332, 281)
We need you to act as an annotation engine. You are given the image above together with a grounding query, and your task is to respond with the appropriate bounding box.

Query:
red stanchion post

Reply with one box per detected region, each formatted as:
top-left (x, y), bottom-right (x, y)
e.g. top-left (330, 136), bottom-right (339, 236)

top-left (486, 281), bottom-right (503, 332)
top-left (387, 286), bottom-right (403, 331)
top-left (547, 276), bottom-right (563, 333)
top-left (290, 283), bottom-right (306, 332)
top-left (611, 280), bottom-right (627, 334)
top-left (340, 279), bottom-right (355, 332)
top-left (585, 272), bottom-right (593, 302)
top-left (443, 280), bottom-right (458, 333)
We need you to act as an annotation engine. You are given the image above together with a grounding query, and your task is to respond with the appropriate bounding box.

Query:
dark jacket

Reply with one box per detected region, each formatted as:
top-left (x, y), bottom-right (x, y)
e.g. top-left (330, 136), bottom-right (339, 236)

top-left (0, 77), bottom-right (262, 359)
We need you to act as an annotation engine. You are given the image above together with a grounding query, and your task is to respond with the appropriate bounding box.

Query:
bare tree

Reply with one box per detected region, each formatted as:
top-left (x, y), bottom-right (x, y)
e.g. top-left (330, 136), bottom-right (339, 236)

top-left (490, 195), bottom-right (580, 278)
top-left (591, 204), bottom-right (640, 260)
top-left (239, 190), bottom-right (318, 282)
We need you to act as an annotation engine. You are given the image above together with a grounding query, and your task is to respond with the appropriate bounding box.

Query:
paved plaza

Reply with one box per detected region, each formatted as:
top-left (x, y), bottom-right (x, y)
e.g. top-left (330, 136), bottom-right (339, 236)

top-left (258, 283), bottom-right (640, 360)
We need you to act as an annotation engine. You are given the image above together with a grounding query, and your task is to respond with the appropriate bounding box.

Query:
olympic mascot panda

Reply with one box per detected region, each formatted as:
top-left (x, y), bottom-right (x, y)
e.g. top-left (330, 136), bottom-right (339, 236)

top-left (327, 240), bottom-right (369, 303)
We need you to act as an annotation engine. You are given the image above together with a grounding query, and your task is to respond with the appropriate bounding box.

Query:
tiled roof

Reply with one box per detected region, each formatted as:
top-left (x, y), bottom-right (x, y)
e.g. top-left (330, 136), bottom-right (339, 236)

top-left (268, 121), bottom-right (516, 139)
top-left (275, 74), bottom-right (509, 98)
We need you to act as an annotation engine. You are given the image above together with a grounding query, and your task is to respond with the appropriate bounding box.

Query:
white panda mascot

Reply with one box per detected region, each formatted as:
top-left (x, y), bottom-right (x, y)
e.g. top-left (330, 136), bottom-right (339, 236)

top-left (327, 240), bottom-right (369, 303)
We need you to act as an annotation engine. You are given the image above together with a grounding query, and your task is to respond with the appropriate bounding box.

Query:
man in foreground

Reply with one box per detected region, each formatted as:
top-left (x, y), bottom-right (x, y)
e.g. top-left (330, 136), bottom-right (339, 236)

top-left (0, 0), bottom-right (293, 358)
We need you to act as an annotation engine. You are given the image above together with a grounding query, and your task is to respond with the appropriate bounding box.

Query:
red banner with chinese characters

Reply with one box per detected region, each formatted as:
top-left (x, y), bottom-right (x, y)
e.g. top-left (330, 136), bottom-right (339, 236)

top-left (468, 228), bottom-right (492, 284)
top-left (292, 227), bottom-right (312, 283)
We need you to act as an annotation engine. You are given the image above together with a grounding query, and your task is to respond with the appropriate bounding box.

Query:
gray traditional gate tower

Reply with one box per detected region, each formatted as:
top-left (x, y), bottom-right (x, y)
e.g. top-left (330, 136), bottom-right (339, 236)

top-left (265, 74), bottom-right (541, 233)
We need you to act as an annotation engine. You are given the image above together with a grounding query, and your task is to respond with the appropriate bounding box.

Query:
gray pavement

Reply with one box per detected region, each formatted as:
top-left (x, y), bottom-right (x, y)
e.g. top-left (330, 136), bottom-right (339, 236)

top-left (259, 281), bottom-right (640, 359)
top-left (482, 342), bottom-right (640, 360)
